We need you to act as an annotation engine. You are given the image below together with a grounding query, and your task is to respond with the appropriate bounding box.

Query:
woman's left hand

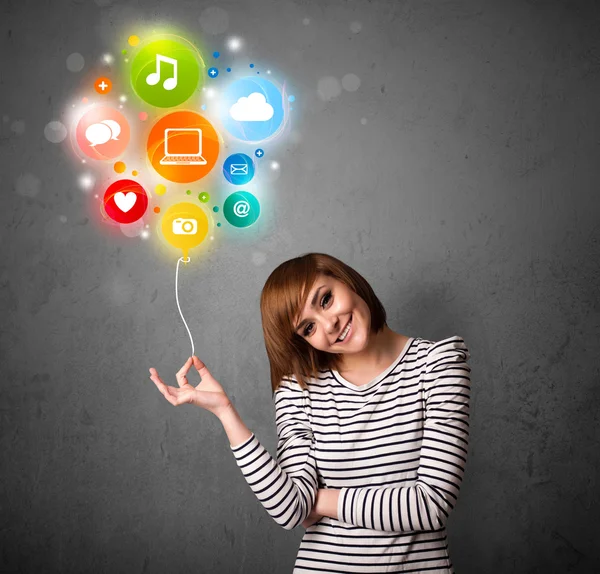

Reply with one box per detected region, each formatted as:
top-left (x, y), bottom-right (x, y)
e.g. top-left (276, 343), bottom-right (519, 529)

top-left (302, 506), bottom-right (323, 529)
top-left (302, 489), bottom-right (325, 528)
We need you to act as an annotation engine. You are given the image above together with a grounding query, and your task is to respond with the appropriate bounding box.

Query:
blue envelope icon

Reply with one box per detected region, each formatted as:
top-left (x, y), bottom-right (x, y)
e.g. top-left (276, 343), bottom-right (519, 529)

top-left (230, 163), bottom-right (248, 175)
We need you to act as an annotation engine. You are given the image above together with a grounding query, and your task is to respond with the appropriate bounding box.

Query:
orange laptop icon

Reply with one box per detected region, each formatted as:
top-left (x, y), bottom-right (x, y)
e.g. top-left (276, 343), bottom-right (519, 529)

top-left (160, 128), bottom-right (207, 165)
top-left (147, 111), bottom-right (219, 183)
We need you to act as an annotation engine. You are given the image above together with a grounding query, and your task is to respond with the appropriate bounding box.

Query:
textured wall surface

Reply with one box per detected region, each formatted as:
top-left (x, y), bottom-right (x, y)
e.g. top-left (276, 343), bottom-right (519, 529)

top-left (1, 0), bottom-right (599, 572)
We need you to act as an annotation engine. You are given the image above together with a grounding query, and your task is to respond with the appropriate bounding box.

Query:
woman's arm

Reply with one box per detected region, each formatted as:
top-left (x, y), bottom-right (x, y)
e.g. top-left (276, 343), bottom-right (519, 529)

top-left (314, 488), bottom-right (340, 520)
top-left (321, 337), bottom-right (471, 533)
top-left (225, 383), bottom-right (320, 530)
top-left (218, 402), bottom-right (253, 448)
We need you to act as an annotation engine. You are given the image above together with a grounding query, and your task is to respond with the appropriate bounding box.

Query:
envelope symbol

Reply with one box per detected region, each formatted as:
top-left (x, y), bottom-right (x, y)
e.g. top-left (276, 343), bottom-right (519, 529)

top-left (230, 163), bottom-right (248, 175)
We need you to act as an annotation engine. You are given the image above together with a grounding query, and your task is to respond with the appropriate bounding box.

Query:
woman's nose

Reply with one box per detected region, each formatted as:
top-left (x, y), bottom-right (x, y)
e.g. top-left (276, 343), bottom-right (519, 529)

top-left (325, 318), bottom-right (340, 335)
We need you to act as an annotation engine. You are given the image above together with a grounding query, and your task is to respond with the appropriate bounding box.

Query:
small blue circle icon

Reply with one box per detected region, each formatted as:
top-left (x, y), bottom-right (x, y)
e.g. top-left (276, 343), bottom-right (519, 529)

top-left (223, 153), bottom-right (255, 185)
top-left (255, 148), bottom-right (264, 158)
top-left (208, 67), bottom-right (219, 78)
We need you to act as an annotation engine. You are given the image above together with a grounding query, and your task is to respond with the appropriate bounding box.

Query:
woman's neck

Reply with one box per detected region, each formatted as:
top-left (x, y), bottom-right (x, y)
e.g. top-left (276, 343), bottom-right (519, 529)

top-left (337, 325), bottom-right (401, 374)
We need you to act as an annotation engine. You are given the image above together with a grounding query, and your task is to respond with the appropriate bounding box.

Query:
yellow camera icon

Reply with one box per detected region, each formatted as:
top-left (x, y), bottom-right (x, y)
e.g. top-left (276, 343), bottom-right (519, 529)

top-left (161, 203), bottom-right (209, 261)
top-left (172, 218), bottom-right (197, 235)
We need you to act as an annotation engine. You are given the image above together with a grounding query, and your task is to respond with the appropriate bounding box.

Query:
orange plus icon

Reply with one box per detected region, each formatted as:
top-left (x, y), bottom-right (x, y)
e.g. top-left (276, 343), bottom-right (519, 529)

top-left (94, 77), bottom-right (112, 94)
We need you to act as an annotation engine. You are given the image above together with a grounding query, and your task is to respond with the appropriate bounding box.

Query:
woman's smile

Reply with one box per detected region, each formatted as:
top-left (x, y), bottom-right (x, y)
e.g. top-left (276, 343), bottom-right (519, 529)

top-left (336, 315), bottom-right (353, 345)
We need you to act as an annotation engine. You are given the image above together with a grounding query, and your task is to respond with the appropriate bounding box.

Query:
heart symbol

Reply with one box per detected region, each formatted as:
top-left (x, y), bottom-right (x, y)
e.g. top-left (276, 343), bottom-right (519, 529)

top-left (114, 191), bottom-right (137, 213)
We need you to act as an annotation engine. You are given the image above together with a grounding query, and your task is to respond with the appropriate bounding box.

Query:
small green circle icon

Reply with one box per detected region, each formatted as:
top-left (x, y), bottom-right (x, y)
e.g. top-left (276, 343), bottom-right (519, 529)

top-left (131, 38), bottom-right (202, 108)
top-left (223, 191), bottom-right (260, 228)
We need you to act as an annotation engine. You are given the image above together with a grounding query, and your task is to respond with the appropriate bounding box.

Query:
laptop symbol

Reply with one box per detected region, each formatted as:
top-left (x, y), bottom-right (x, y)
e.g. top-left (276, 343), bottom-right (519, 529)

top-left (160, 128), bottom-right (207, 165)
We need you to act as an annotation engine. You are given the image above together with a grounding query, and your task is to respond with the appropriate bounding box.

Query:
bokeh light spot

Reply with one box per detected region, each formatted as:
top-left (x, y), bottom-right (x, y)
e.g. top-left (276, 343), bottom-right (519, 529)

top-left (199, 7), bottom-right (229, 35)
top-left (350, 21), bottom-right (363, 33)
top-left (79, 173), bottom-right (95, 189)
top-left (15, 173), bottom-right (41, 197)
top-left (128, 35), bottom-right (140, 46)
top-left (114, 161), bottom-right (126, 173)
top-left (342, 73), bottom-right (361, 92)
top-left (155, 184), bottom-right (166, 196)
top-left (317, 76), bottom-right (342, 101)
top-left (139, 111), bottom-right (148, 121)
top-left (227, 36), bottom-right (242, 51)
top-left (44, 121), bottom-right (68, 143)
top-left (66, 52), bottom-right (85, 72)
top-left (153, 206), bottom-right (160, 213)
top-left (120, 219), bottom-right (145, 237)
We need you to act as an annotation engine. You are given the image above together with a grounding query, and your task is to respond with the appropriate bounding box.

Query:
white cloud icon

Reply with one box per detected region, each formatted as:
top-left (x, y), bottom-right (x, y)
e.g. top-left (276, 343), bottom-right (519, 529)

top-left (229, 92), bottom-right (274, 122)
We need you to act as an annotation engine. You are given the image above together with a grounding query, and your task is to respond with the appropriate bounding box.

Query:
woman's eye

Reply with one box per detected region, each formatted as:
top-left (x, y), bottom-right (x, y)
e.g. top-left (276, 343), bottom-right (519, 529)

top-left (303, 291), bottom-right (332, 337)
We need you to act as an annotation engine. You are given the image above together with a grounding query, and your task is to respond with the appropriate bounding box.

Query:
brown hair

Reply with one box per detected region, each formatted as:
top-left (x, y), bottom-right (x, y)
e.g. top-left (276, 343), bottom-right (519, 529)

top-left (260, 252), bottom-right (388, 396)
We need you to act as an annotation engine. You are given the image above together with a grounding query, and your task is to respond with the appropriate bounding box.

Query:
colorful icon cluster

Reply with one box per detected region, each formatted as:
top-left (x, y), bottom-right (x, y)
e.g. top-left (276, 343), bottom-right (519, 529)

top-left (73, 35), bottom-right (287, 254)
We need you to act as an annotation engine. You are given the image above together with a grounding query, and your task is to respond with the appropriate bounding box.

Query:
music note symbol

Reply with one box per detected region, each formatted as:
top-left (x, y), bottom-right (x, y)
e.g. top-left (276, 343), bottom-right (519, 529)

top-left (146, 54), bottom-right (178, 91)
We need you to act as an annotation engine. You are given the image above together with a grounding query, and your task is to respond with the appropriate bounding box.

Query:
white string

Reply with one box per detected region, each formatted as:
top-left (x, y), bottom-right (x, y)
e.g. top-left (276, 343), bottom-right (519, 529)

top-left (175, 256), bottom-right (194, 357)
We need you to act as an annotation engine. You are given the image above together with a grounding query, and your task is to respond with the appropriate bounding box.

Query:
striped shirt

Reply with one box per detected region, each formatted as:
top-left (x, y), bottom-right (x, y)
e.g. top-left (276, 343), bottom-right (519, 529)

top-left (230, 335), bottom-right (471, 573)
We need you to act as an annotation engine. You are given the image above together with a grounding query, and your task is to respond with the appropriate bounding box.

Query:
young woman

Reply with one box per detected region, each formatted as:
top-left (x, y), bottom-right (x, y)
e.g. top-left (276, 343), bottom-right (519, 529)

top-left (149, 252), bottom-right (472, 573)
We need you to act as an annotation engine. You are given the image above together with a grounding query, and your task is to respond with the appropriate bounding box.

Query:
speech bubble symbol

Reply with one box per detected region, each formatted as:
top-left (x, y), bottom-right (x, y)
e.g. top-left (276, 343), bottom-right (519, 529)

top-left (76, 106), bottom-right (130, 160)
top-left (85, 122), bottom-right (112, 146)
top-left (101, 119), bottom-right (121, 140)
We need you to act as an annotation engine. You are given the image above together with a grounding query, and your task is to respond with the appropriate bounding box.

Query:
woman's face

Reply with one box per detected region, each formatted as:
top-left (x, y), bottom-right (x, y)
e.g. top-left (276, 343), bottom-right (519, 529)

top-left (293, 273), bottom-right (371, 354)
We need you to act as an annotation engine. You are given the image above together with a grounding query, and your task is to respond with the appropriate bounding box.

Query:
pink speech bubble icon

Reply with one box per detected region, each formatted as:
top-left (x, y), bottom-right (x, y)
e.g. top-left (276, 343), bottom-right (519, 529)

top-left (75, 106), bottom-right (130, 161)
top-left (85, 122), bottom-right (112, 146)
top-left (102, 119), bottom-right (121, 140)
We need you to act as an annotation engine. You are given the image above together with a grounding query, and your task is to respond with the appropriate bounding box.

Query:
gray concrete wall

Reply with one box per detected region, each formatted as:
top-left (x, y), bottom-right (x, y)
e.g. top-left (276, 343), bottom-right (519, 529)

top-left (1, 0), bottom-right (599, 572)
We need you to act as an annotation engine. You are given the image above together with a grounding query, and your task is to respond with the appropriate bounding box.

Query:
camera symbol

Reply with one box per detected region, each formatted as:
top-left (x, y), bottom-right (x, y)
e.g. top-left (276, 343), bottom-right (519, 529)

top-left (172, 218), bottom-right (198, 235)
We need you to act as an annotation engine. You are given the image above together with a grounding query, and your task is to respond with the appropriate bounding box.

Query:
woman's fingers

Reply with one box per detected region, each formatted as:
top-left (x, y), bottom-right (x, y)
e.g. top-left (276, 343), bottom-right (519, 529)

top-left (148, 368), bottom-right (174, 402)
top-left (175, 356), bottom-right (193, 388)
top-left (149, 368), bottom-right (189, 406)
top-left (149, 367), bottom-right (163, 384)
top-left (192, 356), bottom-right (210, 379)
top-left (149, 368), bottom-right (169, 393)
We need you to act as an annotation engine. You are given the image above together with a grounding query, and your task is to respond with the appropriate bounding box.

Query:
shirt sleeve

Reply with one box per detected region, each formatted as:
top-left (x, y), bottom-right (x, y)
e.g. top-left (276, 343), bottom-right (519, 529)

top-left (229, 380), bottom-right (319, 530)
top-left (337, 335), bottom-right (471, 532)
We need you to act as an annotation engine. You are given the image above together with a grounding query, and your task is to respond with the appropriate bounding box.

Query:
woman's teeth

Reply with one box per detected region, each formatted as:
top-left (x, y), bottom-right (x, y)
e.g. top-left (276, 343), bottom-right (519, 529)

top-left (337, 317), bottom-right (352, 342)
